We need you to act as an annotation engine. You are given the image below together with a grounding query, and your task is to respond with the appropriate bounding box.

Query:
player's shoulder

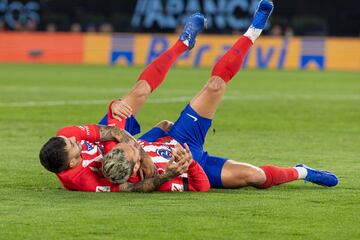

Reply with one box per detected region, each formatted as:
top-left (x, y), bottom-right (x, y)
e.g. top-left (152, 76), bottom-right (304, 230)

top-left (56, 124), bottom-right (97, 137)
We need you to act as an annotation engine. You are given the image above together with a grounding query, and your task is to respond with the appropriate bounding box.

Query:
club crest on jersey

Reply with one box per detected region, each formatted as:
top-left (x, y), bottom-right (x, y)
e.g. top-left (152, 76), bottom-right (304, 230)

top-left (156, 146), bottom-right (172, 160)
top-left (84, 141), bottom-right (94, 151)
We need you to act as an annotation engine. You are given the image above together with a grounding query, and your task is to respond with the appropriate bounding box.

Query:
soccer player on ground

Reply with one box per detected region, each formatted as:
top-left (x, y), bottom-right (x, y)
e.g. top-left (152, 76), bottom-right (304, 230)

top-left (103, 133), bottom-right (210, 192)
top-left (103, 0), bottom-right (339, 190)
top-left (39, 13), bottom-right (208, 192)
top-left (101, 120), bottom-right (210, 192)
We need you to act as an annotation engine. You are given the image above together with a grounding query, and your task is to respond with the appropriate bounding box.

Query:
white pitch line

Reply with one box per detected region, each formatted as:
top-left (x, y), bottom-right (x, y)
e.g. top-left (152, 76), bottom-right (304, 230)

top-left (0, 94), bottom-right (359, 108)
top-left (0, 99), bottom-right (108, 107)
top-left (0, 86), bottom-right (131, 94)
top-left (0, 97), bottom-right (193, 108)
top-left (0, 86), bottom-right (191, 94)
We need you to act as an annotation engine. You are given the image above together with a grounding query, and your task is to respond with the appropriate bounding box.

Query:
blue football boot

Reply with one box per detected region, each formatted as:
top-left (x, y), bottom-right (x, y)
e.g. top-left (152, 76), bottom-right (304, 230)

top-left (252, 0), bottom-right (274, 29)
top-left (179, 13), bottom-right (207, 50)
top-left (296, 164), bottom-right (339, 187)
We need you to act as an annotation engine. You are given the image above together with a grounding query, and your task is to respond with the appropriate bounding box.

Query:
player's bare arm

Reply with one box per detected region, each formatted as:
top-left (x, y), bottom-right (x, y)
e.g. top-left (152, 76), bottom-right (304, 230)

top-left (99, 125), bottom-right (134, 143)
top-left (99, 125), bottom-right (157, 178)
top-left (119, 171), bottom-right (175, 192)
top-left (119, 150), bottom-right (190, 192)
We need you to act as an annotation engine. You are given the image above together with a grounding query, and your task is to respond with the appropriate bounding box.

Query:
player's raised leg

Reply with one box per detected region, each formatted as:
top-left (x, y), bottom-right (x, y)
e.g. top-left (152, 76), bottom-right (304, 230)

top-left (190, 0), bottom-right (273, 119)
top-left (122, 13), bottom-right (206, 116)
top-left (190, 1), bottom-right (338, 189)
top-left (164, 1), bottom-right (273, 188)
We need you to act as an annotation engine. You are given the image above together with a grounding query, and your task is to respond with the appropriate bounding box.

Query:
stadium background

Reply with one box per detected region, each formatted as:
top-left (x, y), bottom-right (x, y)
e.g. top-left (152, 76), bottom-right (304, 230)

top-left (0, 0), bottom-right (359, 70)
top-left (1, 1), bottom-right (360, 239)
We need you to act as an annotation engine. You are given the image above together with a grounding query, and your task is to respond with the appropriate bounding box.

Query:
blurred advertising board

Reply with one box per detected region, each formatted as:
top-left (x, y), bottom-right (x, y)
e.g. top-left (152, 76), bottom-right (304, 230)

top-left (0, 33), bottom-right (359, 71)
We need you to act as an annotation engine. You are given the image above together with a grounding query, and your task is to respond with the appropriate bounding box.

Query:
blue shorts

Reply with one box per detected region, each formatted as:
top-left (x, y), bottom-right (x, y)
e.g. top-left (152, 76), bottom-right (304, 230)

top-left (102, 105), bottom-right (229, 188)
top-left (167, 104), bottom-right (228, 188)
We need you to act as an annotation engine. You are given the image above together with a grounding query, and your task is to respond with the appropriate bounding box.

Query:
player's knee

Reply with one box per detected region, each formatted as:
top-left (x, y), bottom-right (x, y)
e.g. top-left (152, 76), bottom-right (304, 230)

top-left (156, 120), bottom-right (174, 132)
top-left (133, 80), bottom-right (151, 99)
top-left (205, 76), bottom-right (226, 95)
top-left (245, 167), bottom-right (266, 186)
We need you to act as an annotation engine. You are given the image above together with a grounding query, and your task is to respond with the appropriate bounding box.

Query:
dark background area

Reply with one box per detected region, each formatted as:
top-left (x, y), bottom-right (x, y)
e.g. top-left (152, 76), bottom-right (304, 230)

top-left (1, 0), bottom-right (359, 36)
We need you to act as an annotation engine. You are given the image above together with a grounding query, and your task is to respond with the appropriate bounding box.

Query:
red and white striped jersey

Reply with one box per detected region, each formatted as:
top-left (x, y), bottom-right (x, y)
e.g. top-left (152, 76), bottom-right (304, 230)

top-left (55, 124), bottom-right (120, 192)
top-left (54, 124), bottom-right (209, 192)
top-left (128, 137), bottom-right (210, 192)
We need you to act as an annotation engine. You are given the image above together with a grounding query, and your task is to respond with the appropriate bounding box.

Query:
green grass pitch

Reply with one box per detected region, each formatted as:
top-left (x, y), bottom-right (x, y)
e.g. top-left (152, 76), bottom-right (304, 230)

top-left (0, 64), bottom-right (359, 239)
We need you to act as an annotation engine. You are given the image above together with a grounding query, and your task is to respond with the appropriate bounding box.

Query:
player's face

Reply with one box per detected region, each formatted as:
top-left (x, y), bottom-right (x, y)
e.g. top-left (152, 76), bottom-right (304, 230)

top-left (61, 136), bottom-right (82, 168)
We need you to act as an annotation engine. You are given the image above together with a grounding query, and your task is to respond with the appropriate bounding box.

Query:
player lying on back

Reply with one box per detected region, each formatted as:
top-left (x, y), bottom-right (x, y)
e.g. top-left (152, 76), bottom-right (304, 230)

top-left (103, 0), bottom-right (339, 190)
top-left (39, 13), bottom-right (208, 192)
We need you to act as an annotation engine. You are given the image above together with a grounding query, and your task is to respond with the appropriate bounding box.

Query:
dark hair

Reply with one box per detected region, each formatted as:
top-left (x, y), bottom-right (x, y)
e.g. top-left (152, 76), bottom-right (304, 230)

top-left (39, 137), bottom-right (69, 173)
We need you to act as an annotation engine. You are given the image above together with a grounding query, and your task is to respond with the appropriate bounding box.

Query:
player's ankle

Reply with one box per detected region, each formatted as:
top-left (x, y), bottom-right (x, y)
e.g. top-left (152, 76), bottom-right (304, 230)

top-left (294, 166), bottom-right (308, 179)
top-left (243, 26), bottom-right (262, 43)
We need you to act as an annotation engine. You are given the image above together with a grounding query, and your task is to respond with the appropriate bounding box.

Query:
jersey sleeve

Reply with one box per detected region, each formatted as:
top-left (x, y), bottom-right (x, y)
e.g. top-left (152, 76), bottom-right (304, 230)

top-left (186, 160), bottom-right (210, 192)
top-left (56, 124), bottom-right (100, 142)
top-left (58, 168), bottom-right (120, 192)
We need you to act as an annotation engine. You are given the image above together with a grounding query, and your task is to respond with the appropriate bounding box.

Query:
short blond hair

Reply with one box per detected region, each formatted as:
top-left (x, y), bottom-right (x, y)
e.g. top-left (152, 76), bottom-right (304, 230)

top-left (102, 148), bottom-right (134, 184)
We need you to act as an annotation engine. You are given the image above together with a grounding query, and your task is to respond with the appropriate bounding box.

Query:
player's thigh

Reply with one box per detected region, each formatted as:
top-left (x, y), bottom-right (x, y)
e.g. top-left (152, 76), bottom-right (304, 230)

top-left (189, 76), bottom-right (226, 119)
top-left (202, 154), bottom-right (228, 188)
top-left (168, 104), bottom-right (212, 153)
top-left (221, 160), bottom-right (266, 188)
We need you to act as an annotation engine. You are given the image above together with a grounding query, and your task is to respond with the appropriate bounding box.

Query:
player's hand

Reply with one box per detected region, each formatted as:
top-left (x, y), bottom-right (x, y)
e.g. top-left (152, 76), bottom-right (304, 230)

top-left (171, 143), bottom-right (193, 164)
top-left (111, 100), bottom-right (133, 121)
top-left (165, 143), bottom-right (193, 177)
